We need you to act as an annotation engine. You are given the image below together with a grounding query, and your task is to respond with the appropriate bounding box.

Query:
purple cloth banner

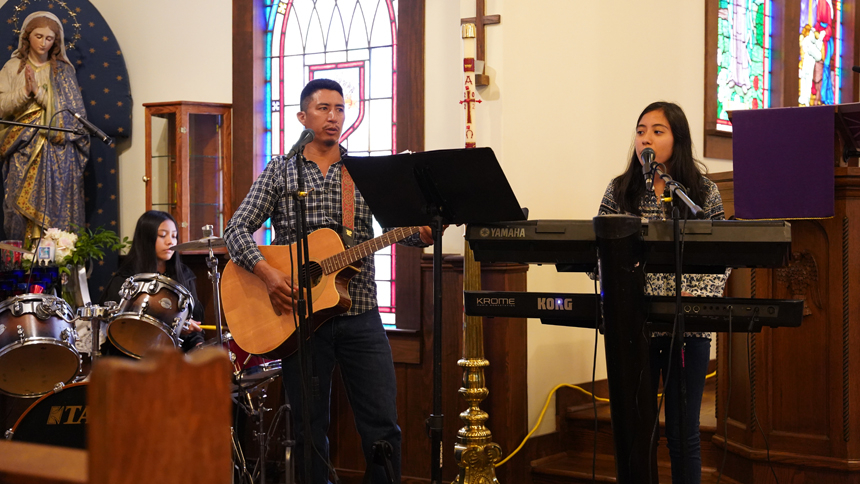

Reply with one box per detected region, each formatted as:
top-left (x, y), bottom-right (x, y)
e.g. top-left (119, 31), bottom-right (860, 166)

top-left (733, 105), bottom-right (834, 219)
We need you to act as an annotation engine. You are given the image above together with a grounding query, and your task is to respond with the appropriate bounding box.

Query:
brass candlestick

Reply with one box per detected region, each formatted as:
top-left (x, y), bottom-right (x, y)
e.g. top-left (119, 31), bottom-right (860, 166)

top-left (454, 241), bottom-right (502, 483)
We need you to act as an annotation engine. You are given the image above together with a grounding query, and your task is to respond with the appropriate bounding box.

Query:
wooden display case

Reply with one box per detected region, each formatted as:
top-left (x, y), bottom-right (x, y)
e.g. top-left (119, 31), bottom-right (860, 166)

top-left (143, 101), bottom-right (233, 242)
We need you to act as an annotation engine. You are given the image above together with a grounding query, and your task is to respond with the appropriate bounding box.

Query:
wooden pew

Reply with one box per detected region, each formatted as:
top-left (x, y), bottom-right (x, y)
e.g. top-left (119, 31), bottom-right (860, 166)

top-left (0, 441), bottom-right (86, 484)
top-left (0, 346), bottom-right (232, 484)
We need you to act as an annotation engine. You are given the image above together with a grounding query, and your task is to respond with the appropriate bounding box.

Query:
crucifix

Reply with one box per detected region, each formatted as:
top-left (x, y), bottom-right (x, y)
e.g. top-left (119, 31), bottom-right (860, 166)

top-left (460, 0), bottom-right (500, 86)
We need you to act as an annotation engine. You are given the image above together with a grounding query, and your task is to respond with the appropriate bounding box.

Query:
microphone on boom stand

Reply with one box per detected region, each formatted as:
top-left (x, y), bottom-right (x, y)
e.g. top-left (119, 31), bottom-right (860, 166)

top-left (641, 147), bottom-right (656, 191)
top-left (284, 129), bottom-right (315, 160)
top-left (71, 111), bottom-right (113, 145)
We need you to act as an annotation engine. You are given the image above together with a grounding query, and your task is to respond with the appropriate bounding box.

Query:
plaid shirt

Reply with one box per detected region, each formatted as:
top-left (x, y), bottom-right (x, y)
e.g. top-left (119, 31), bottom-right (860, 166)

top-left (225, 146), bottom-right (425, 316)
top-left (597, 176), bottom-right (729, 338)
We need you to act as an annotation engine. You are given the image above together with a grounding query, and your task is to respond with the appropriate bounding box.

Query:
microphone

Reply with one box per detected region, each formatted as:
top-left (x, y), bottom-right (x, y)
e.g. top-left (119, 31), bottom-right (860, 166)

top-left (640, 147), bottom-right (655, 191)
top-left (283, 129), bottom-right (315, 160)
top-left (72, 111), bottom-right (113, 145)
top-left (853, 66), bottom-right (860, 74)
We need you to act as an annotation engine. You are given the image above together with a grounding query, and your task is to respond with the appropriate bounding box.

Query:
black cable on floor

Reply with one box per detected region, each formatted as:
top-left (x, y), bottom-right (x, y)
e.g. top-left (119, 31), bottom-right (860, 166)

top-left (591, 274), bottom-right (600, 483)
top-left (747, 330), bottom-right (779, 484)
top-left (716, 307), bottom-right (733, 484)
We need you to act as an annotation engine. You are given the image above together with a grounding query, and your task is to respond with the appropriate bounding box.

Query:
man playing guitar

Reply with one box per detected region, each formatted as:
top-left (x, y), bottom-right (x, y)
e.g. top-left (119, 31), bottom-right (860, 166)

top-left (224, 78), bottom-right (433, 484)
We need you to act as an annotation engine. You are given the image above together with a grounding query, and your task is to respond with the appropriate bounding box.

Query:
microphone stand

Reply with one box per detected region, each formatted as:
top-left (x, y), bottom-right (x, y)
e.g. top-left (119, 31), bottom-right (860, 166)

top-left (650, 162), bottom-right (705, 219)
top-left (0, 117), bottom-right (84, 135)
top-left (671, 203), bottom-right (689, 483)
top-left (362, 440), bottom-right (396, 484)
top-left (288, 149), bottom-right (316, 484)
top-left (649, 162), bottom-right (704, 484)
top-left (429, 214), bottom-right (444, 484)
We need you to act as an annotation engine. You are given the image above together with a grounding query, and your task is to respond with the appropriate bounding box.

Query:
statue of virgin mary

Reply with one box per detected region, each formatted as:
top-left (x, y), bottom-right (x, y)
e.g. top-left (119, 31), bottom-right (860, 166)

top-left (0, 10), bottom-right (89, 243)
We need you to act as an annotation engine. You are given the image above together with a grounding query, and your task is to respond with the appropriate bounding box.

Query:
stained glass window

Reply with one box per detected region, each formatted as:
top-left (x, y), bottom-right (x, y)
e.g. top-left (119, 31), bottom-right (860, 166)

top-left (716, 0), bottom-right (772, 132)
top-left (798, 0), bottom-right (843, 106)
top-left (264, 0), bottom-right (399, 326)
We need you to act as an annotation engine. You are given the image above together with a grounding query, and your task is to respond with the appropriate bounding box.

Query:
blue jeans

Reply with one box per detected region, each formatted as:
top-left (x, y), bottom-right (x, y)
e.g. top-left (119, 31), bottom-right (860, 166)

top-left (650, 335), bottom-right (710, 484)
top-left (282, 308), bottom-right (401, 484)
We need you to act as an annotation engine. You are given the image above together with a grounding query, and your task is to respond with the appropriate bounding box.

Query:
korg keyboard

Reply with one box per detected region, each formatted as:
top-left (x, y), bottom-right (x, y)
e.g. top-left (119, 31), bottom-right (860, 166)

top-left (464, 291), bottom-right (803, 333)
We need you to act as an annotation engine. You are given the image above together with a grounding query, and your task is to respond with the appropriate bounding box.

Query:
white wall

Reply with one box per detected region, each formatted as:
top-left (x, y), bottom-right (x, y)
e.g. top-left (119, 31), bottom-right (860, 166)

top-left (426, 0), bottom-right (734, 436)
top-left (71, 0), bottom-right (233, 240)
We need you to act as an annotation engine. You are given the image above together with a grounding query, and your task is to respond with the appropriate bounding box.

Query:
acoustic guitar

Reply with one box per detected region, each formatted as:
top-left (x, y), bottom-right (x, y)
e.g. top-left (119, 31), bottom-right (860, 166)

top-left (221, 226), bottom-right (420, 359)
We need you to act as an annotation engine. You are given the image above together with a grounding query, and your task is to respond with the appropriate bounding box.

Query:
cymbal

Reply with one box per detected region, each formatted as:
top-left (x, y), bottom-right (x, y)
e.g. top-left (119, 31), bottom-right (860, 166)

top-left (173, 236), bottom-right (226, 252)
top-left (0, 243), bottom-right (32, 254)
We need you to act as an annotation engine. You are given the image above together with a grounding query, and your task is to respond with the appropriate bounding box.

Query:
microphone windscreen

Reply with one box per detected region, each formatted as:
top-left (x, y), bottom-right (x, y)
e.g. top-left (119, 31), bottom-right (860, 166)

top-left (640, 147), bottom-right (655, 164)
top-left (300, 128), bottom-right (315, 143)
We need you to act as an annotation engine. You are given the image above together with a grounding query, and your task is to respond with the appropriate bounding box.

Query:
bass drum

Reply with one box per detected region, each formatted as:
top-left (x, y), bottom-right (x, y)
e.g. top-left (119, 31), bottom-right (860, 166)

top-left (5, 381), bottom-right (88, 449)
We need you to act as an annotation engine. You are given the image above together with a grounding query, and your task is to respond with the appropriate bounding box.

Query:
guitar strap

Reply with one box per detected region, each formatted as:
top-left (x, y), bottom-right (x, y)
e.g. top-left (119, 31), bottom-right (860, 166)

top-left (340, 163), bottom-right (356, 248)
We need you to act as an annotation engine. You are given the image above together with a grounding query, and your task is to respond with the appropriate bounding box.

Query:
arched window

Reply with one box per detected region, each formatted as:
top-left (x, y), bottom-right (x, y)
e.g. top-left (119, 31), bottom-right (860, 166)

top-left (264, 0), bottom-right (400, 326)
top-left (715, 0), bottom-right (773, 133)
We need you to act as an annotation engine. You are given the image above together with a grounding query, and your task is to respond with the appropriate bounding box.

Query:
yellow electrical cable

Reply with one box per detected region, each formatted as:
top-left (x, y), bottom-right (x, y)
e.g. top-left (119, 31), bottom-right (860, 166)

top-left (494, 383), bottom-right (590, 466)
top-left (494, 370), bottom-right (717, 466)
top-left (189, 327), bottom-right (719, 467)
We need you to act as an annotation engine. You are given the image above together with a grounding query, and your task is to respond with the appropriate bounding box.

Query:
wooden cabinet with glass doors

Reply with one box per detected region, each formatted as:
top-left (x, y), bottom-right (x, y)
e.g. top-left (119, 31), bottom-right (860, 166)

top-left (143, 101), bottom-right (233, 243)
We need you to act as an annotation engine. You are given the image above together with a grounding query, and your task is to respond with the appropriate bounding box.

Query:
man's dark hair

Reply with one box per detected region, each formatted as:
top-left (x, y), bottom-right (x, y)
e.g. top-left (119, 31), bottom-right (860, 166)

top-left (300, 79), bottom-right (344, 111)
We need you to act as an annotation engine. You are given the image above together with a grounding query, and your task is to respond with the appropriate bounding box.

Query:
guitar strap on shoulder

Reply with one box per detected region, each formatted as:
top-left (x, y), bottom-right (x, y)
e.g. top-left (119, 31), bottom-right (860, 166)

top-left (341, 163), bottom-right (356, 248)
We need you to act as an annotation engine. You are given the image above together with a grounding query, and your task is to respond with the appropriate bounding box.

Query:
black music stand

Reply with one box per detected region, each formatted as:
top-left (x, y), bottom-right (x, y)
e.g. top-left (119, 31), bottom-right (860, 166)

top-left (343, 147), bottom-right (524, 483)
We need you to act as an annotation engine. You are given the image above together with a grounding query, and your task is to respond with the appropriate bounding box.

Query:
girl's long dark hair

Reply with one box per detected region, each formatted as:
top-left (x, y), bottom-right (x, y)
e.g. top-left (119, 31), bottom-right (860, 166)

top-left (118, 210), bottom-right (193, 288)
top-left (613, 102), bottom-right (709, 216)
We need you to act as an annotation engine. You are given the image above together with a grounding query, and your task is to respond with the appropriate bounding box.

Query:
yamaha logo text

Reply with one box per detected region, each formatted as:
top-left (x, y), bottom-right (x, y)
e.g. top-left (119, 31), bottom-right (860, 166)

top-left (481, 227), bottom-right (526, 238)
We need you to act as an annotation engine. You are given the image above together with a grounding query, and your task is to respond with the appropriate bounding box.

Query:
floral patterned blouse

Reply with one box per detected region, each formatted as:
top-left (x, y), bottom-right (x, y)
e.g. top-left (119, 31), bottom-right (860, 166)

top-left (597, 176), bottom-right (730, 339)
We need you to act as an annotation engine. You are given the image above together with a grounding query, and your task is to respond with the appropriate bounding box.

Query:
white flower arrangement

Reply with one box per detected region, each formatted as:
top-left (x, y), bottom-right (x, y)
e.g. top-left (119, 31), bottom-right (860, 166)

top-left (44, 228), bottom-right (78, 263)
top-left (23, 225), bottom-right (127, 273)
top-left (23, 228), bottom-right (77, 266)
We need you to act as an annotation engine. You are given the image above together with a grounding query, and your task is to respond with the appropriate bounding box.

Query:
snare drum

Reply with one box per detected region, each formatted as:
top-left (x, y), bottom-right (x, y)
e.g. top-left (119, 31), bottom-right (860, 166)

top-left (234, 360), bottom-right (282, 393)
top-left (5, 381), bottom-right (88, 449)
top-left (107, 273), bottom-right (194, 359)
top-left (0, 294), bottom-right (78, 397)
top-left (221, 333), bottom-right (281, 394)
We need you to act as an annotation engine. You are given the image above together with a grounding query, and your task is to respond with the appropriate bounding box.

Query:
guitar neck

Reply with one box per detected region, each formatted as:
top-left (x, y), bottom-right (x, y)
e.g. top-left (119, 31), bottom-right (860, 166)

top-left (323, 226), bottom-right (421, 273)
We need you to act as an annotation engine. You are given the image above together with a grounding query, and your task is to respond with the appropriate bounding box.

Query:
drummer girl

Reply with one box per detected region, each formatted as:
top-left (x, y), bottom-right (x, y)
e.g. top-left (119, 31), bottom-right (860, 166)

top-left (100, 210), bottom-right (204, 354)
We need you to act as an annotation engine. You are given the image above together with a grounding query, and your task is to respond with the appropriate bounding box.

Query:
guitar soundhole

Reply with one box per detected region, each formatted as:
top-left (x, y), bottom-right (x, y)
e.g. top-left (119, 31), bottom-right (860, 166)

top-left (303, 262), bottom-right (323, 287)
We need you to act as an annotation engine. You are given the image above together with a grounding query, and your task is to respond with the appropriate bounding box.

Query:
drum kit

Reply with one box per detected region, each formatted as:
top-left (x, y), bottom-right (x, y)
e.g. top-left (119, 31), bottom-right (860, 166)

top-left (1, 227), bottom-right (290, 484)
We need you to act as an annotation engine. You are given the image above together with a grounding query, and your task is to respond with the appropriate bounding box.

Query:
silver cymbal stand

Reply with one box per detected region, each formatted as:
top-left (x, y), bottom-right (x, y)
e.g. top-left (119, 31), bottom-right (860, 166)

top-left (201, 225), bottom-right (225, 347)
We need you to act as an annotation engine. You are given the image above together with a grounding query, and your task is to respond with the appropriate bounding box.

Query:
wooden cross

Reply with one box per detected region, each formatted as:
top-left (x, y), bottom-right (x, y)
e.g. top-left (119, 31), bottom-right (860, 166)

top-left (461, 0), bottom-right (500, 83)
